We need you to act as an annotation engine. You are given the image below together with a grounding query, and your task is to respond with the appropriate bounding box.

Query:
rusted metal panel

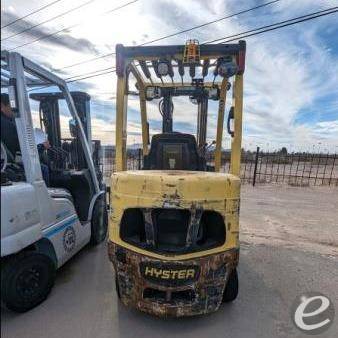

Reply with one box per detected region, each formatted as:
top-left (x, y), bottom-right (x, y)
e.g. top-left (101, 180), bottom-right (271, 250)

top-left (108, 242), bottom-right (239, 317)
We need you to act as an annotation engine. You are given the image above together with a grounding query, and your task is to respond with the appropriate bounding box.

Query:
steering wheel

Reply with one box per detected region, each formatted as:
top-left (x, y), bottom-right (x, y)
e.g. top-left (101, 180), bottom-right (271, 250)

top-left (1, 142), bottom-right (8, 172)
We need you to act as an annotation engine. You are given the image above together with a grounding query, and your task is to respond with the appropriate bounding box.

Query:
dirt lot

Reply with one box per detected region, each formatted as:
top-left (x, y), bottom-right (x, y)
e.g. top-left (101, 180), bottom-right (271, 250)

top-left (240, 185), bottom-right (338, 257)
top-left (1, 186), bottom-right (338, 338)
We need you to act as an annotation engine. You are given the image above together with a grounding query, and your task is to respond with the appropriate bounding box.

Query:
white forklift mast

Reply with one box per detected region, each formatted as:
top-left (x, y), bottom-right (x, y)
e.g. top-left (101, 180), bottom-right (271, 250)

top-left (1, 51), bottom-right (107, 313)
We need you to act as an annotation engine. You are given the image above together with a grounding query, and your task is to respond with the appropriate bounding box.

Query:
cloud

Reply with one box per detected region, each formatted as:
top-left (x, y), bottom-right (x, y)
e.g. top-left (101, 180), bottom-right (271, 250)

top-left (3, 0), bottom-right (337, 151)
top-left (2, 12), bottom-right (100, 54)
top-left (316, 120), bottom-right (338, 134)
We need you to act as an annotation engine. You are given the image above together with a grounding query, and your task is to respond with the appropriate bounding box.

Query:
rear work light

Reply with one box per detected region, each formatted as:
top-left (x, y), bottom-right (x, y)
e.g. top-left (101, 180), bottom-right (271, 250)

top-left (157, 61), bottom-right (170, 76)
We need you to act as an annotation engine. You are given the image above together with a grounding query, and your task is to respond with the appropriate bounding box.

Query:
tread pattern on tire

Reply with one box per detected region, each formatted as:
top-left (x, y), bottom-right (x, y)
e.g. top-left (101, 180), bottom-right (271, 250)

top-left (222, 268), bottom-right (238, 302)
top-left (115, 276), bottom-right (121, 299)
top-left (90, 195), bottom-right (108, 245)
top-left (1, 251), bottom-right (56, 313)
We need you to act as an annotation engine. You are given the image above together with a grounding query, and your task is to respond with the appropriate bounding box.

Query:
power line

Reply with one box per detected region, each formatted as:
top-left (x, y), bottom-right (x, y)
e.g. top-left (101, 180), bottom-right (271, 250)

top-left (137, 1), bottom-right (282, 48)
top-left (7, 21), bottom-right (92, 51)
top-left (5, 0), bottom-right (140, 49)
top-left (203, 6), bottom-right (338, 44)
top-left (220, 8), bottom-right (337, 43)
top-left (54, 0), bottom-right (281, 71)
top-left (56, 53), bottom-right (115, 71)
top-left (28, 5), bottom-right (338, 89)
top-left (1, 0), bottom-right (63, 29)
top-left (65, 67), bottom-right (116, 81)
top-left (2, 0), bottom-right (95, 41)
top-left (67, 69), bottom-right (117, 83)
top-left (28, 67), bottom-right (117, 92)
top-left (64, 6), bottom-right (338, 84)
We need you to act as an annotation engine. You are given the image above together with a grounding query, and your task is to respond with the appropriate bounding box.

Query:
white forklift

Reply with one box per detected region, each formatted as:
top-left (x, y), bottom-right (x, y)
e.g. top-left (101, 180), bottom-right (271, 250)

top-left (1, 51), bottom-right (108, 312)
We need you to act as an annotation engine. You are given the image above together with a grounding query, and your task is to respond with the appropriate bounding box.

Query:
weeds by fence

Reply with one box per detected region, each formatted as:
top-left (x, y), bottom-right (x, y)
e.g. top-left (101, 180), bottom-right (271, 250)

top-left (102, 148), bottom-right (338, 187)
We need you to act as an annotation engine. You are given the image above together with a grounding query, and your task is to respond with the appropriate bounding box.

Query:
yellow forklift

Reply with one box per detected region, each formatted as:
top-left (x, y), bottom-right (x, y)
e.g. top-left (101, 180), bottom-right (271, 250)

top-left (108, 40), bottom-right (246, 317)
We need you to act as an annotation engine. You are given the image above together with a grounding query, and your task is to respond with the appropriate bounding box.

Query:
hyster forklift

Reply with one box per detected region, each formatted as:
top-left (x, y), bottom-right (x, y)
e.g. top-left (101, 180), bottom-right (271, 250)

top-left (1, 51), bottom-right (107, 312)
top-left (108, 40), bottom-right (246, 317)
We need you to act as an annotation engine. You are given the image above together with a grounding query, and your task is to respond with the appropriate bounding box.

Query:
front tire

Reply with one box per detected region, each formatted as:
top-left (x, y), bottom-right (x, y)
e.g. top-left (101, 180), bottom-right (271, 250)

top-left (222, 268), bottom-right (238, 302)
top-left (90, 195), bottom-right (108, 245)
top-left (1, 252), bottom-right (56, 312)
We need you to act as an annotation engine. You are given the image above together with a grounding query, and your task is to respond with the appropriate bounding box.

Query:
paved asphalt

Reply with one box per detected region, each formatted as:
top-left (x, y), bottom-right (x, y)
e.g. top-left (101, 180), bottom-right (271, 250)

top-left (1, 186), bottom-right (337, 338)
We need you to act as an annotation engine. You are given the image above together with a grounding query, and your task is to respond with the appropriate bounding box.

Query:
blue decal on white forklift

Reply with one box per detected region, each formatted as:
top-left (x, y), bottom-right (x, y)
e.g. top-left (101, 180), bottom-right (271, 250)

top-left (44, 215), bottom-right (78, 238)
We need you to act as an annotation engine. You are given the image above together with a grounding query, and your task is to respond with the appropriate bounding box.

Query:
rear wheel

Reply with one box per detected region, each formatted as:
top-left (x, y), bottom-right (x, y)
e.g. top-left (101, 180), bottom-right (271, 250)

top-left (222, 268), bottom-right (238, 302)
top-left (115, 276), bottom-right (121, 299)
top-left (90, 195), bottom-right (108, 245)
top-left (1, 252), bottom-right (56, 312)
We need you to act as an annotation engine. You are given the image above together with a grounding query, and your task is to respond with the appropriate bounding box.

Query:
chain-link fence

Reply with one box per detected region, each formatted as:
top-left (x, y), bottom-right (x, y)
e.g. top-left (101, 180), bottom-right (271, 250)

top-left (102, 148), bottom-right (338, 187)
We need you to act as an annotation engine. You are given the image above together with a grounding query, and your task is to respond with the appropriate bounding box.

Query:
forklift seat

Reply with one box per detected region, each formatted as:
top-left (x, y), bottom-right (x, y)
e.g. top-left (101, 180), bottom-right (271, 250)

top-left (143, 133), bottom-right (206, 171)
top-left (49, 169), bottom-right (95, 221)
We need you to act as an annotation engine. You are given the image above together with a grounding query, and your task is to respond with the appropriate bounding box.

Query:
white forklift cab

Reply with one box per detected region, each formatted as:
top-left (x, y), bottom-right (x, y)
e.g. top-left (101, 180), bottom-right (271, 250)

top-left (1, 51), bottom-right (108, 312)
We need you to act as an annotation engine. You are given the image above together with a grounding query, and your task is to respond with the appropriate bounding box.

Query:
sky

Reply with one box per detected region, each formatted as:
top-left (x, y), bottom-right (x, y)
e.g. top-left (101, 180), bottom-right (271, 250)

top-left (1, 0), bottom-right (338, 152)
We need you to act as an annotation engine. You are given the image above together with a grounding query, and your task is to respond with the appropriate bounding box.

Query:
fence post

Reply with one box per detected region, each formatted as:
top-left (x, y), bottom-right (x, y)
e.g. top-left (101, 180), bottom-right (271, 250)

top-left (328, 153), bottom-right (336, 186)
top-left (138, 148), bottom-right (142, 170)
top-left (253, 146), bottom-right (260, 186)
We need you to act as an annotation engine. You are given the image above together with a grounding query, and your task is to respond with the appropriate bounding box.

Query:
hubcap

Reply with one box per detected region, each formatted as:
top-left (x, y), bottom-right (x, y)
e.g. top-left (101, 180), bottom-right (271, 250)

top-left (16, 266), bottom-right (43, 300)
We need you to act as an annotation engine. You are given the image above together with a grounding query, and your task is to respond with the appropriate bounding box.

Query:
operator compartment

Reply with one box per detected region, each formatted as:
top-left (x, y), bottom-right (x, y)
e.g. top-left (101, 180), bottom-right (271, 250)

top-left (29, 92), bottom-right (102, 222)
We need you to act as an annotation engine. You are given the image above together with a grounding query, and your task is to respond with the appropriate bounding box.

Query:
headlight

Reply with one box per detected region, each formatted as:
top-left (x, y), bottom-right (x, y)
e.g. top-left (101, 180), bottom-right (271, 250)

top-left (218, 61), bottom-right (238, 78)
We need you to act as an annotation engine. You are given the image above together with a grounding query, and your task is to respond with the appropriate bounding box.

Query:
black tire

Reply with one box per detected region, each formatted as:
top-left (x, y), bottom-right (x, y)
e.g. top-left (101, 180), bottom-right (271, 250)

top-left (1, 252), bottom-right (56, 313)
top-left (115, 276), bottom-right (121, 299)
top-left (222, 268), bottom-right (238, 302)
top-left (90, 195), bottom-right (108, 245)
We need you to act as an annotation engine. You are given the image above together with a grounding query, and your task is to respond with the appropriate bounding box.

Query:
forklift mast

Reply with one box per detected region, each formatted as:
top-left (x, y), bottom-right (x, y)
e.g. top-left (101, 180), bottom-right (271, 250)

top-left (30, 91), bottom-right (100, 170)
top-left (115, 40), bottom-right (245, 173)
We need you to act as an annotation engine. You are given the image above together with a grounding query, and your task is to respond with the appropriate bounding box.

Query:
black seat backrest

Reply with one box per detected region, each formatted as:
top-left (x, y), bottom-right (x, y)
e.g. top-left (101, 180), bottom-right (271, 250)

top-left (50, 169), bottom-right (94, 221)
top-left (143, 133), bottom-right (205, 171)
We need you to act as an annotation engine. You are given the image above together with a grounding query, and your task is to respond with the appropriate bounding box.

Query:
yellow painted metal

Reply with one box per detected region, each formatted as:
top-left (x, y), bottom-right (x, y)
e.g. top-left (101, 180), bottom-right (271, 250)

top-left (214, 77), bottom-right (228, 172)
top-left (111, 43), bottom-right (245, 317)
top-left (139, 89), bottom-right (149, 155)
top-left (112, 47), bottom-right (244, 259)
top-left (125, 54), bottom-right (233, 62)
top-left (109, 170), bottom-right (240, 261)
top-left (146, 82), bottom-right (221, 88)
top-left (115, 71), bottom-right (128, 171)
top-left (130, 64), bottom-right (149, 155)
top-left (230, 74), bottom-right (243, 176)
top-left (129, 63), bottom-right (146, 87)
